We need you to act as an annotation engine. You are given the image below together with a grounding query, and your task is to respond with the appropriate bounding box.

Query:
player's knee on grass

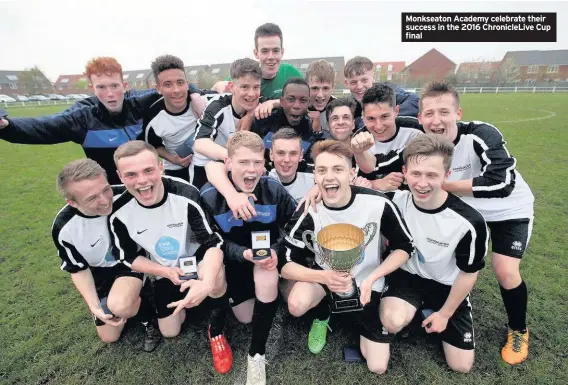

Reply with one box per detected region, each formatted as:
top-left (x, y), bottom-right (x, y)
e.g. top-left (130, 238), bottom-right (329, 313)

top-left (360, 338), bottom-right (389, 374)
top-left (158, 310), bottom-right (185, 338)
top-left (444, 344), bottom-right (474, 373)
top-left (253, 265), bottom-right (279, 302)
top-left (491, 252), bottom-right (522, 289)
top-left (97, 325), bottom-right (122, 344)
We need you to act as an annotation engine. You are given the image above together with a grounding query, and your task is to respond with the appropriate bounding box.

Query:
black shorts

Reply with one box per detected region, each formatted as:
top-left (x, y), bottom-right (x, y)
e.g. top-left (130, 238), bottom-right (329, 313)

top-left (165, 167), bottom-right (190, 182)
top-left (153, 278), bottom-right (192, 319)
top-left (487, 217), bottom-right (533, 259)
top-left (225, 261), bottom-right (256, 307)
top-left (90, 264), bottom-right (144, 326)
top-left (383, 269), bottom-right (475, 350)
top-left (191, 165), bottom-right (208, 190)
top-left (355, 290), bottom-right (395, 344)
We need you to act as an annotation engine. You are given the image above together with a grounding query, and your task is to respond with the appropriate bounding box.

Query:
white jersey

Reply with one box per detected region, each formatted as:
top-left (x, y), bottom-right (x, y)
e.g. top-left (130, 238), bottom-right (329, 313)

top-left (268, 168), bottom-right (314, 203)
top-left (142, 95), bottom-right (217, 170)
top-left (109, 177), bottom-right (223, 277)
top-left (281, 186), bottom-right (414, 292)
top-left (391, 191), bottom-right (488, 286)
top-left (52, 186), bottom-right (125, 273)
top-left (371, 117), bottom-right (423, 155)
top-left (192, 94), bottom-right (241, 167)
top-left (449, 121), bottom-right (534, 222)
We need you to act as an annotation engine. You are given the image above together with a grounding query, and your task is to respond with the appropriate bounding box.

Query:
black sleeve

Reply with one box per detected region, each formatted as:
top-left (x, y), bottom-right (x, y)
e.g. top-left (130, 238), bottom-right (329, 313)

top-left (64, 97), bottom-right (97, 112)
top-left (250, 114), bottom-right (273, 138)
top-left (109, 216), bottom-right (140, 267)
top-left (199, 195), bottom-right (247, 263)
top-left (373, 148), bottom-right (405, 175)
top-left (194, 101), bottom-right (225, 140)
top-left (455, 219), bottom-right (488, 273)
top-left (272, 185), bottom-right (300, 252)
top-left (380, 199), bottom-right (414, 256)
top-left (52, 225), bottom-right (89, 274)
top-left (277, 211), bottom-right (316, 272)
top-left (0, 111), bottom-right (87, 144)
top-left (145, 124), bottom-right (165, 148)
top-left (187, 200), bottom-right (224, 261)
top-left (471, 124), bottom-right (517, 198)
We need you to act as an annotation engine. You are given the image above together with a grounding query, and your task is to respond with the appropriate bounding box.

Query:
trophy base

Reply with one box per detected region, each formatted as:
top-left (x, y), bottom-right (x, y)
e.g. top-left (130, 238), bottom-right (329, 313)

top-left (328, 278), bottom-right (362, 313)
top-left (180, 272), bottom-right (198, 281)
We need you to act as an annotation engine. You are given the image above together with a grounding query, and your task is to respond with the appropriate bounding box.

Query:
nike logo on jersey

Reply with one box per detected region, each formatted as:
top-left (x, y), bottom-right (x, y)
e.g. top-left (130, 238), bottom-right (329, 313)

top-left (109, 136), bottom-right (118, 142)
top-left (90, 238), bottom-right (101, 247)
top-left (137, 229), bottom-right (148, 234)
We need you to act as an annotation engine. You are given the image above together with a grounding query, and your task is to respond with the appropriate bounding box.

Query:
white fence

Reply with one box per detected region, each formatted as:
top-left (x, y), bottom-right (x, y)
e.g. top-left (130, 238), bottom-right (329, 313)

top-left (1, 99), bottom-right (77, 109)
top-left (335, 86), bottom-right (568, 97)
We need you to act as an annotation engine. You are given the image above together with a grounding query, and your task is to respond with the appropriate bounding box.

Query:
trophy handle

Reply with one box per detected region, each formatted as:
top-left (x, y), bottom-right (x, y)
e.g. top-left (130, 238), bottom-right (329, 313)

top-left (362, 222), bottom-right (378, 248)
top-left (302, 230), bottom-right (318, 256)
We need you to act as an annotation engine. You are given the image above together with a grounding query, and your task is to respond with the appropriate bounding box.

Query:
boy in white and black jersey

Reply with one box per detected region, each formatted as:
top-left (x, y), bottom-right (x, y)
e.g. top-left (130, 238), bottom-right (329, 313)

top-left (108, 141), bottom-right (234, 375)
top-left (51, 159), bottom-right (160, 352)
top-left (139, 55), bottom-right (219, 182)
top-left (267, 127), bottom-right (314, 202)
top-left (352, 83), bottom-right (422, 190)
top-left (192, 58), bottom-right (261, 189)
top-left (372, 135), bottom-right (488, 373)
top-left (418, 82), bottom-right (534, 365)
top-left (278, 140), bottom-right (414, 374)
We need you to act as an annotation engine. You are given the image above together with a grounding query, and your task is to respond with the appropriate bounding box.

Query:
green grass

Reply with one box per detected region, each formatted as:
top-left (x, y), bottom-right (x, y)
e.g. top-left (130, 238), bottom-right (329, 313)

top-left (1, 94), bottom-right (568, 385)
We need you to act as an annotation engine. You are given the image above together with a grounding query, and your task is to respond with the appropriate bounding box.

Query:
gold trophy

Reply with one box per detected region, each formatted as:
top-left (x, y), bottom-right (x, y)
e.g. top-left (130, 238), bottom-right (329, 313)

top-left (302, 223), bottom-right (377, 313)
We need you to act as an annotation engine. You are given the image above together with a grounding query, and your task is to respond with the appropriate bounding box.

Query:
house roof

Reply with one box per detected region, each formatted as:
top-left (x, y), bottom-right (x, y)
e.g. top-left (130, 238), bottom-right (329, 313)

top-left (122, 69), bottom-right (152, 81)
top-left (373, 61), bottom-right (405, 73)
top-left (457, 61), bottom-right (501, 74)
top-left (0, 70), bottom-right (23, 83)
top-left (504, 50), bottom-right (568, 66)
top-left (406, 48), bottom-right (456, 70)
top-left (54, 74), bottom-right (87, 86)
top-left (184, 65), bottom-right (209, 76)
top-left (283, 56), bottom-right (345, 71)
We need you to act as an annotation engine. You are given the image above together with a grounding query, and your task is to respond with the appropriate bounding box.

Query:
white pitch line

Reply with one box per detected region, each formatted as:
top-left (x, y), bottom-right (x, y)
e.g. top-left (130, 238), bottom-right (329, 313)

top-left (494, 109), bottom-right (557, 124)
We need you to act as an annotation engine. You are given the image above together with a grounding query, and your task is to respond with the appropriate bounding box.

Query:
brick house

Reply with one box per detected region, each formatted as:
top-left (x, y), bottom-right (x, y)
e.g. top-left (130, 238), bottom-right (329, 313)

top-left (500, 50), bottom-right (568, 85)
top-left (400, 49), bottom-right (456, 86)
top-left (373, 61), bottom-right (405, 82)
top-left (0, 70), bottom-right (53, 96)
top-left (122, 69), bottom-right (153, 90)
top-left (53, 74), bottom-right (91, 95)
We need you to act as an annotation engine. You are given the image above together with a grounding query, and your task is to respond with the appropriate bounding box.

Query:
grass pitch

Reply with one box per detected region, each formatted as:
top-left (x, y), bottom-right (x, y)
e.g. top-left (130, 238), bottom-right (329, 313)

top-left (1, 94), bottom-right (567, 385)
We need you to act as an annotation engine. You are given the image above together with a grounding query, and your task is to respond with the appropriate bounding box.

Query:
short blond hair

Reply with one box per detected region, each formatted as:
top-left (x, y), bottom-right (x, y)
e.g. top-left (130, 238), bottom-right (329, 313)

top-left (403, 135), bottom-right (454, 172)
top-left (57, 159), bottom-right (107, 200)
top-left (113, 140), bottom-right (159, 165)
top-left (306, 59), bottom-right (335, 84)
top-left (227, 131), bottom-right (265, 157)
top-left (311, 139), bottom-right (353, 162)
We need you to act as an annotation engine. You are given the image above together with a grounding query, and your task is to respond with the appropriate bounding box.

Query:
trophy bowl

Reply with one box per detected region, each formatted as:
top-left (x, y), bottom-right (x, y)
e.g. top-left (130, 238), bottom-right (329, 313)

top-left (302, 222), bottom-right (377, 313)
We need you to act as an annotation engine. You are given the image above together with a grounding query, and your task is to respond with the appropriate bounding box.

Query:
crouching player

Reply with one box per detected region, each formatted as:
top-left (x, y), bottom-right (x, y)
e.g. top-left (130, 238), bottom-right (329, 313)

top-left (200, 131), bottom-right (298, 385)
top-left (52, 159), bottom-right (160, 351)
top-left (278, 140), bottom-right (414, 374)
top-left (371, 135), bottom-right (488, 373)
top-left (108, 141), bottom-right (232, 374)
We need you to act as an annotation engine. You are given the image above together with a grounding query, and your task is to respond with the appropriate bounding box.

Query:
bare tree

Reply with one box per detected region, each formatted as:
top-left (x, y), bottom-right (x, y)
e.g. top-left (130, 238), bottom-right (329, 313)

top-left (497, 57), bottom-right (520, 86)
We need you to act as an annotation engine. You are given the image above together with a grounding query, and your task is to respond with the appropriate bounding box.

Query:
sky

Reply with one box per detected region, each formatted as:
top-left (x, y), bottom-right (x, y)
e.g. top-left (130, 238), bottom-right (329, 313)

top-left (0, 0), bottom-right (567, 82)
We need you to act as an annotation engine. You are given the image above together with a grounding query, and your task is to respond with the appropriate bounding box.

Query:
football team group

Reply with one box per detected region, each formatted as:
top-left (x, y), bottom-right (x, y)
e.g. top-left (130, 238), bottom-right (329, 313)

top-left (0, 22), bottom-right (534, 385)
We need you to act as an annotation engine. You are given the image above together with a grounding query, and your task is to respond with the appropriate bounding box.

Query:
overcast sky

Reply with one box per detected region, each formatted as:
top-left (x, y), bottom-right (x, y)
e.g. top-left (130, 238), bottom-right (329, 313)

top-left (1, 0), bottom-right (566, 81)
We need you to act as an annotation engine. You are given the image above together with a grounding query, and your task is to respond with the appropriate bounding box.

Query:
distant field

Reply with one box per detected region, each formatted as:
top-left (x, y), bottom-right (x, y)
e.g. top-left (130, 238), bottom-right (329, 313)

top-left (1, 94), bottom-right (567, 385)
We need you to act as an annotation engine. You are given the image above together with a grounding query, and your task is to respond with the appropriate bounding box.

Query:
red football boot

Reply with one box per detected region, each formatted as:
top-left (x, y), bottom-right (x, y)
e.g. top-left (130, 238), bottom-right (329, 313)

top-left (208, 326), bottom-right (233, 374)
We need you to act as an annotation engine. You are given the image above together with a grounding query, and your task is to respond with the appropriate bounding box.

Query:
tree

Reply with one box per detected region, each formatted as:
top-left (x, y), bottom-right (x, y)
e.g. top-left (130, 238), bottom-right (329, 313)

top-left (497, 57), bottom-right (520, 86)
top-left (196, 68), bottom-right (219, 90)
top-left (75, 78), bottom-right (89, 90)
top-left (19, 66), bottom-right (52, 94)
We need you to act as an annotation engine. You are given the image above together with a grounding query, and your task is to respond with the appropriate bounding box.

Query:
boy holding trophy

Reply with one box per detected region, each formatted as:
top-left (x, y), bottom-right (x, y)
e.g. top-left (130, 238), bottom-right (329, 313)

top-left (278, 139), bottom-right (414, 374)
